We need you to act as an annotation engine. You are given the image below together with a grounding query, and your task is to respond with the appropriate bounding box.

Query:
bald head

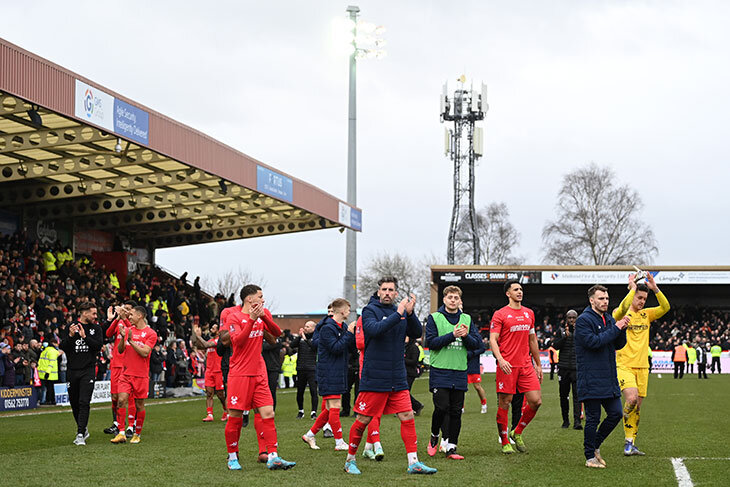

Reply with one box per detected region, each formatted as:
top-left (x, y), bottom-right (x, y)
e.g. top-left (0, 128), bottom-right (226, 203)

top-left (566, 310), bottom-right (578, 318)
top-left (303, 321), bottom-right (316, 334)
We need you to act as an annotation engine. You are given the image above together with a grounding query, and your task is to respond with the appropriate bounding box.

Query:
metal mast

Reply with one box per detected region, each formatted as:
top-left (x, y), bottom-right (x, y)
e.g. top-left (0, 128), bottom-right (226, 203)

top-left (440, 76), bottom-right (488, 265)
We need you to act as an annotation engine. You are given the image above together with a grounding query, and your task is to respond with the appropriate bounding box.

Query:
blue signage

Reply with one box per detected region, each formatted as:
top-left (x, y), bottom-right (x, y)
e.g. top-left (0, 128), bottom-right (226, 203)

top-left (350, 208), bottom-right (362, 231)
top-left (257, 166), bottom-right (293, 203)
top-left (113, 98), bottom-right (149, 145)
top-left (0, 386), bottom-right (38, 412)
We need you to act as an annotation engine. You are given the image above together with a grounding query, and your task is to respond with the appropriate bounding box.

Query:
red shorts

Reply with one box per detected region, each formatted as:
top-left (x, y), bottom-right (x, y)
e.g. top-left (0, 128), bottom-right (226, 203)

top-left (110, 367), bottom-right (124, 394)
top-left (322, 394), bottom-right (341, 401)
top-left (467, 373), bottom-right (482, 384)
top-left (119, 375), bottom-right (149, 399)
top-left (205, 371), bottom-right (224, 390)
top-left (353, 390), bottom-right (411, 417)
top-left (227, 375), bottom-right (272, 411)
top-left (495, 366), bottom-right (541, 395)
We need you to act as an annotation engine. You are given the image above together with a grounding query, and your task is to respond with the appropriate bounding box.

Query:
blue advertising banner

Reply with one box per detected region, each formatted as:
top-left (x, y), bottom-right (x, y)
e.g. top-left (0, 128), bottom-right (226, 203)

top-left (256, 165), bottom-right (293, 203)
top-left (0, 386), bottom-right (38, 412)
top-left (114, 98), bottom-right (149, 145)
top-left (350, 208), bottom-right (362, 231)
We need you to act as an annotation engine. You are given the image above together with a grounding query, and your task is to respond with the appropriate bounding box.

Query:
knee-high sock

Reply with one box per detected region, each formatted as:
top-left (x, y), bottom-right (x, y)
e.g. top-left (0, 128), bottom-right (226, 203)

top-left (348, 419), bottom-right (367, 455)
top-left (117, 407), bottom-right (127, 430)
top-left (225, 416), bottom-right (243, 453)
top-left (261, 417), bottom-right (278, 456)
top-left (127, 398), bottom-right (137, 426)
top-left (400, 418), bottom-right (418, 453)
top-left (310, 408), bottom-right (329, 435)
top-left (496, 407), bottom-right (509, 445)
top-left (111, 398), bottom-right (118, 423)
top-left (624, 408), bottom-right (640, 441)
top-left (367, 415), bottom-right (381, 443)
top-left (328, 408), bottom-right (343, 440)
top-left (514, 403), bottom-right (538, 434)
top-left (135, 410), bottom-right (146, 434)
top-left (254, 413), bottom-right (266, 453)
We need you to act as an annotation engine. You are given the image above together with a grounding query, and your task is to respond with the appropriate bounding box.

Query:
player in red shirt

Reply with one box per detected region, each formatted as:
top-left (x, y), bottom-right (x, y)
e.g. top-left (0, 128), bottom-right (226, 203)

top-left (192, 323), bottom-right (228, 422)
top-left (489, 280), bottom-right (543, 454)
top-left (103, 300), bottom-right (137, 437)
top-left (354, 316), bottom-right (384, 461)
top-left (110, 305), bottom-right (158, 444)
top-left (219, 284), bottom-right (295, 472)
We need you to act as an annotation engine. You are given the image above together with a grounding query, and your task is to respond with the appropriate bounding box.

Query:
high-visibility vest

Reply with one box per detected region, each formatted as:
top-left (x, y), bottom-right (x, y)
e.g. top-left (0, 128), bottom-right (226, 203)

top-left (282, 355), bottom-right (295, 377)
top-left (38, 346), bottom-right (59, 380)
top-left (674, 345), bottom-right (687, 362)
top-left (711, 345), bottom-right (722, 358)
top-left (42, 251), bottom-right (57, 272)
top-left (686, 347), bottom-right (697, 364)
top-left (109, 272), bottom-right (120, 290)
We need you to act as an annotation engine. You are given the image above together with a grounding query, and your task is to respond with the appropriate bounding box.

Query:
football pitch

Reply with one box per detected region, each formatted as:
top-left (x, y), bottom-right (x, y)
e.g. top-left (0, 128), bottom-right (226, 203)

top-left (2, 373), bottom-right (728, 487)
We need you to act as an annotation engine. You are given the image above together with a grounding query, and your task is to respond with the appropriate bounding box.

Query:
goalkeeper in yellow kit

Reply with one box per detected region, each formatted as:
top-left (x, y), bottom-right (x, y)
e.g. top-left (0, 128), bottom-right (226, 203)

top-left (612, 272), bottom-right (669, 456)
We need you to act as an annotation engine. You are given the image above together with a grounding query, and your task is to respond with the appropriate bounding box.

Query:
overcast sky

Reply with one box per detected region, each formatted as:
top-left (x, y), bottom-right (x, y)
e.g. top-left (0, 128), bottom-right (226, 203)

top-left (4, 1), bottom-right (730, 312)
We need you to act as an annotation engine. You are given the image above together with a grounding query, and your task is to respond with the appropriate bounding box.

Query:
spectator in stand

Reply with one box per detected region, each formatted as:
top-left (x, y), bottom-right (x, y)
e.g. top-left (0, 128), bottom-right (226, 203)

top-left (165, 341), bottom-right (178, 388)
top-left (150, 342), bottom-right (165, 383)
top-left (1, 342), bottom-right (15, 387)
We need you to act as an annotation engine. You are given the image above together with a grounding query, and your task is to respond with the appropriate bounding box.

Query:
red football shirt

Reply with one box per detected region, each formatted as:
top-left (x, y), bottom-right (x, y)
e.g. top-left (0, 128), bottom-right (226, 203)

top-left (122, 325), bottom-right (158, 377)
top-left (206, 337), bottom-right (222, 373)
top-left (220, 306), bottom-right (267, 377)
top-left (106, 318), bottom-right (128, 369)
top-left (490, 305), bottom-right (535, 367)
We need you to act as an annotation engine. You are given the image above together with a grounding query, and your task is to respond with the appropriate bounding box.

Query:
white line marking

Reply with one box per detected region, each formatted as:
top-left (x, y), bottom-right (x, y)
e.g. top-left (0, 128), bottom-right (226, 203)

top-left (671, 458), bottom-right (694, 487)
top-left (0, 397), bottom-right (201, 419)
top-left (681, 457), bottom-right (730, 460)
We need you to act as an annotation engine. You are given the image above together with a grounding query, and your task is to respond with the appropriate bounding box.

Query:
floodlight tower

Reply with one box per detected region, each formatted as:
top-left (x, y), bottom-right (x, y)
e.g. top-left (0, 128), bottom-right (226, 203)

top-left (440, 76), bottom-right (488, 265)
top-left (338, 6), bottom-right (386, 322)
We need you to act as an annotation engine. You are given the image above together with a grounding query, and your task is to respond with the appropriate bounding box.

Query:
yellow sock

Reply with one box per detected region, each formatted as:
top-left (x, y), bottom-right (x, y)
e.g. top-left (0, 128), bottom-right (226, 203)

top-left (623, 408), bottom-right (640, 441)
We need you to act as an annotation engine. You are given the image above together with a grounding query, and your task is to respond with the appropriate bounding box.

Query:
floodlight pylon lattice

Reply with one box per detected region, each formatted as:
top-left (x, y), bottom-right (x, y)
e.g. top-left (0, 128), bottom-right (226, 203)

top-left (440, 77), bottom-right (488, 265)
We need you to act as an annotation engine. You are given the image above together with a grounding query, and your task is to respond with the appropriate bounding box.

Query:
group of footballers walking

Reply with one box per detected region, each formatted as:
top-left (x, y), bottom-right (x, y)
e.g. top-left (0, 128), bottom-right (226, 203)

top-left (64, 269), bottom-right (666, 474)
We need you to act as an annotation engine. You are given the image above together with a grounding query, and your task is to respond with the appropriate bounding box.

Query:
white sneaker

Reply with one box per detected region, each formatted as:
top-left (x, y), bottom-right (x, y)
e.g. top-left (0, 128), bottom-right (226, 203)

top-left (334, 442), bottom-right (349, 451)
top-left (73, 434), bottom-right (86, 446)
top-left (302, 434), bottom-right (320, 450)
top-left (480, 404), bottom-right (488, 414)
top-left (586, 457), bottom-right (605, 468)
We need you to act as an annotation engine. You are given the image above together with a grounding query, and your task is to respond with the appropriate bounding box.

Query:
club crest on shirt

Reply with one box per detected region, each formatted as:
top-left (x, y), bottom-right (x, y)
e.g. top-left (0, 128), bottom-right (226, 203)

top-left (498, 382), bottom-right (504, 390)
top-left (89, 329), bottom-right (95, 335)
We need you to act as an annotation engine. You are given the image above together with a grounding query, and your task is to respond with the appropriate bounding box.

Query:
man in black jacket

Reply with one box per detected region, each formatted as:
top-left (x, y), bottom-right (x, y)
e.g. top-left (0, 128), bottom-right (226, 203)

top-left (404, 336), bottom-right (423, 415)
top-left (553, 309), bottom-right (582, 430)
top-left (262, 336), bottom-right (287, 410)
top-left (292, 321), bottom-right (318, 419)
top-left (61, 302), bottom-right (103, 445)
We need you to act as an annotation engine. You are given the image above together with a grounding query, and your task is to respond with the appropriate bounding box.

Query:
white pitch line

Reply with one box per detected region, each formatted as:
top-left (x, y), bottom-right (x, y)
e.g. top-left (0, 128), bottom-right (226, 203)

top-left (0, 397), bottom-right (202, 419)
top-left (671, 458), bottom-right (694, 487)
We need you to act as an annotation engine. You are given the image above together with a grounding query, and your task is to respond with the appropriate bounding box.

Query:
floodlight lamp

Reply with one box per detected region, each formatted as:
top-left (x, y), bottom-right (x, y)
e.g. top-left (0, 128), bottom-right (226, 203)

top-left (357, 21), bottom-right (376, 34)
top-left (114, 138), bottom-right (123, 153)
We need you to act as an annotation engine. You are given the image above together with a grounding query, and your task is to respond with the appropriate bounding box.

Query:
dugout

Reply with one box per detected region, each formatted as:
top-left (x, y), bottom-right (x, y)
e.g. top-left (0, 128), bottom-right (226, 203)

top-left (0, 37), bottom-right (361, 279)
top-left (430, 265), bottom-right (730, 322)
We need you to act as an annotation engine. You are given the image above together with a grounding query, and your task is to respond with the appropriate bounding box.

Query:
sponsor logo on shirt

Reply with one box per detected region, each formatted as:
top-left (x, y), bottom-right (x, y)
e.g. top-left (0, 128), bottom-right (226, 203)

top-left (509, 324), bottom-right (532, 332)
top-left (249, 330), bottom-right (263, 338)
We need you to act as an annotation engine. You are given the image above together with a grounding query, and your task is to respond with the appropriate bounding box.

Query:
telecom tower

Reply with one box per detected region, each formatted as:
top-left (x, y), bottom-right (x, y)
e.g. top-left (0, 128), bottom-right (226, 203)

top-left (440, 76), bottom-right (488, 265)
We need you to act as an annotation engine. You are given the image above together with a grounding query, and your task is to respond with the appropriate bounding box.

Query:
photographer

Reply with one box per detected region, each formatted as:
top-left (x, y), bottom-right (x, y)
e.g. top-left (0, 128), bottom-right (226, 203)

top-left (553, 310), bottom-right (582, 430)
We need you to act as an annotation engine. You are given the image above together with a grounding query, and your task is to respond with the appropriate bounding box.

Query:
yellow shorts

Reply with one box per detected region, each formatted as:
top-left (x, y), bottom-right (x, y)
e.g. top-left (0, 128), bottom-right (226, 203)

top-left (617, 366), bottom-right (649, 397)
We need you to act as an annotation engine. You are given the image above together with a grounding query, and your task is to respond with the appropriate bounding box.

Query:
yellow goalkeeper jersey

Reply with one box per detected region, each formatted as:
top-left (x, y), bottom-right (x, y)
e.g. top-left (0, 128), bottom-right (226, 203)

top-left (613, 290), bottom-right (670, 368)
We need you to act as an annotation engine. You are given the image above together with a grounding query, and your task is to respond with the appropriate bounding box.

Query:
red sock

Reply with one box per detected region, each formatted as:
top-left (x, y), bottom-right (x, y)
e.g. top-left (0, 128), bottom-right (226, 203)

top-left (400, 418), bottom-right (418, 453)
top-left (117, 407), bottom-right (127, 430)
top-left (206, 407), bottom-right (213, 415)
top-left (496, 407), bottom-right (509, 445)
top-left (262, 417), bottom-right (278, 456)
top-left (348, 419), bottom-right (367, 455)
top-left (515, 403), bottom-right (538, 435)
top-left (254, 413), bottom-right (266, 453)
top-left (135, 410), bottom-right (146, 434)
top-left (328, 408), bottom-right (343, 440)
top-left (310, 408), bottom-right (329, 435)
top-left (481, 398), bottom-right (487, 406)
top-left (225, 416), bottom-right (243, 453)
top-left (367, 415), bottom-right (381, 443)
top-left (128, 398), bottom-right (137, 426)
top-left (112, 398), bottom-right (118, 423)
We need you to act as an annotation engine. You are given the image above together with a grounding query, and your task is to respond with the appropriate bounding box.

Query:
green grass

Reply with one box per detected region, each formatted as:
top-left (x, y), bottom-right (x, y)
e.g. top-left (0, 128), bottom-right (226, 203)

top-left (1, 373), bottom-right (729, 486)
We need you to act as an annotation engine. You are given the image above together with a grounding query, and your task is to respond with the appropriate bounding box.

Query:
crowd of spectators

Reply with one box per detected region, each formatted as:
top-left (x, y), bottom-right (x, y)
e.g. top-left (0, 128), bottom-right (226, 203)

top-left (0, 229), bottom-right (226, 391)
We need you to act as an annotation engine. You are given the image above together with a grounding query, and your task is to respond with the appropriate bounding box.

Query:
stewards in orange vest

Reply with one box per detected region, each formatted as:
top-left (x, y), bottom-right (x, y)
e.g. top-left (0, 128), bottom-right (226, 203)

top-left (671, 342), bottom-right (687, 379)
top-left (547, 344), bottom-right (558, 380)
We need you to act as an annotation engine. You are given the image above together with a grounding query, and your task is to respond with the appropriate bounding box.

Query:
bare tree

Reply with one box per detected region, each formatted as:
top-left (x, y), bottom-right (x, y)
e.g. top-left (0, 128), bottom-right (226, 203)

top-left (454, 202), bottom-right (523, 265)
top-left (201, 267), bottom-right (274, 310)
top-left (358, 252), bottom-right (431, 318)
top-left (542, 163), bottom-right (659, 265)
